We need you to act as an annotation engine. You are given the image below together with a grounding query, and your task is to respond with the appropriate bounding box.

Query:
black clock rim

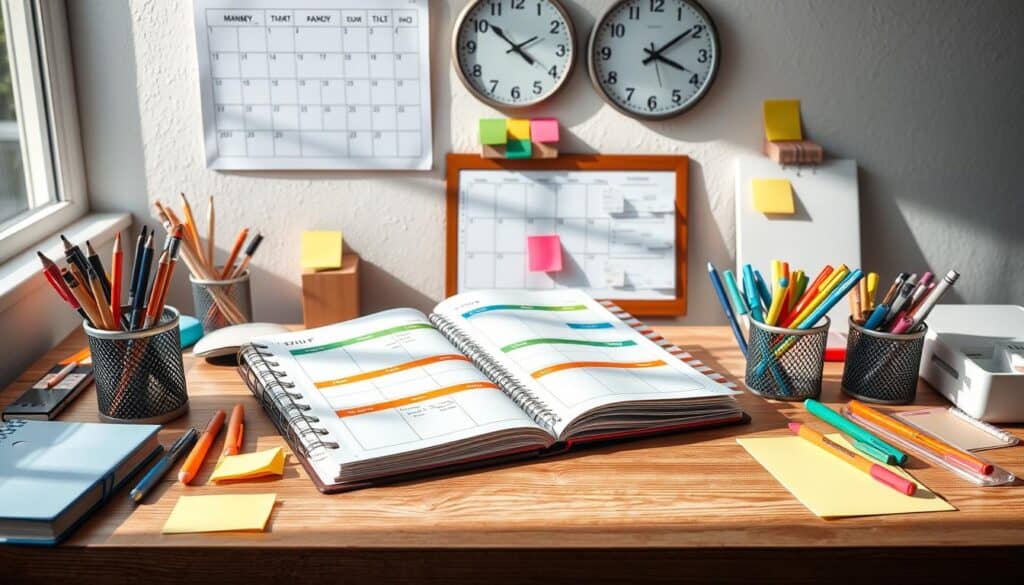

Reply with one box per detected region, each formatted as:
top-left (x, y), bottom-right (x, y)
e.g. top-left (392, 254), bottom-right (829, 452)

top-left (586, 0), bottom-right (721, 121)
top-left (451, 0), bottom-right (578, 110)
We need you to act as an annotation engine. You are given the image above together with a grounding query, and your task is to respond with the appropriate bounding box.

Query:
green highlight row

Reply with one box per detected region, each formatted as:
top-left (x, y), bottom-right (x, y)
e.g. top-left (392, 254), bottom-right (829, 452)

top-left (500, 338), bottom-right (637, 353)
top-left (290, 323), bottom-right (434, 355)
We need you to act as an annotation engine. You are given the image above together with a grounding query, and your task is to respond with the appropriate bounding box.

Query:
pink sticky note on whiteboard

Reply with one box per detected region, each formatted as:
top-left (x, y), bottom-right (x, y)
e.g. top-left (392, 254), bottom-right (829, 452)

top-left (530, 118), bottom-right (560, 143)
top-left (527, 235), bottom-right (563, 272)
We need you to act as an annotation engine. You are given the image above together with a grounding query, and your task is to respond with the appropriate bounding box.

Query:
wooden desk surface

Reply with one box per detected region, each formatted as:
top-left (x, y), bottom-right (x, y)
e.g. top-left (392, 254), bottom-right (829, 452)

top-left (3, 326), bottom-right (1023, 583)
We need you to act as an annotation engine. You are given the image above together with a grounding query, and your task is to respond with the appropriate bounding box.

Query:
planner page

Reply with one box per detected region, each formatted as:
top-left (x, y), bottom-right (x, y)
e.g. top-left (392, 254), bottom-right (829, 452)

top-left (254, 309), bottom-right (550, 473)
top-left (434, 290), bottom-right (739, 437)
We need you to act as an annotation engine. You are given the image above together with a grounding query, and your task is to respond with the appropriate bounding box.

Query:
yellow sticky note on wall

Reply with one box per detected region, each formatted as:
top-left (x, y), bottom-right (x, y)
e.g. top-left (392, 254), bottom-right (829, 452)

top-left (301, 231), bottom-right (343, 271)
top-left (162, 494), bottom-right (276, 534)
top-left (210, 447), bottom-right (286, 483)
top-left (507, 119), bottom-right (531, 141)
top-left (752, 179), bottom-right (795, 215)
top-left (763, 100), bottom-right (803, 141)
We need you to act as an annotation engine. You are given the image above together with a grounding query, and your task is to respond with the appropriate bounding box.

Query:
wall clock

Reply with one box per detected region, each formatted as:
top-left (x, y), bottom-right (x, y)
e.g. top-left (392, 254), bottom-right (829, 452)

top-left (588, 0), bottom-right (720, 120)
top-left (453, 0), bottom-right (577, 108)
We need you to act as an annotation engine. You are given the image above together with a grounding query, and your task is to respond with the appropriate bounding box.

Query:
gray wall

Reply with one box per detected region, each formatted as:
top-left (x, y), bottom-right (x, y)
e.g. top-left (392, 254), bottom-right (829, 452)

top-left (67, 0), bottom-right (1024, 325)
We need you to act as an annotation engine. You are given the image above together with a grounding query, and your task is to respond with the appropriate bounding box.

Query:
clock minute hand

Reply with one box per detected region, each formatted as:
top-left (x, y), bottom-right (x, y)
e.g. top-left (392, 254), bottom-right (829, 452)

top-left (490, 25), bottom-right (535, 65)
top-left (642, 48), bottom-right (691, 73)
top-left (641, 28), bottom-right (694, 65)
top-left (505, 36), bottom-right (539, 54)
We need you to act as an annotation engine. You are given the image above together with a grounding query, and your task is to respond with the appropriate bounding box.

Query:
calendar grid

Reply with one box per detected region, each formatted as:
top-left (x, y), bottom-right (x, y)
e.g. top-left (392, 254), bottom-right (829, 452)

top-left (196, 1), bottom-right (431, 169)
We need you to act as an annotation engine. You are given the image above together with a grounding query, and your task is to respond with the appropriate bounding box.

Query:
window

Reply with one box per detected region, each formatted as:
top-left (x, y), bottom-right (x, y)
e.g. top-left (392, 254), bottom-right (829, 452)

top-left (0, 0), bottom-right (85, 263)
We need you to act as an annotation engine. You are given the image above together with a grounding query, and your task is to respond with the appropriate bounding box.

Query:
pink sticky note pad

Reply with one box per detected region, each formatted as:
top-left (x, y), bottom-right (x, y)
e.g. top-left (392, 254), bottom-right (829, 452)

top-left (527, 235), bottom-right (563, 272)
top-left (530, 118), bottom-right (560, 143)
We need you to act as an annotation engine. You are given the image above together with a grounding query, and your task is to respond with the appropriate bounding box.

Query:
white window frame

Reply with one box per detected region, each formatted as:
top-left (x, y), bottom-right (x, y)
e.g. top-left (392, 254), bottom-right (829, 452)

top-left (0, 0), bottom-right (86, 264)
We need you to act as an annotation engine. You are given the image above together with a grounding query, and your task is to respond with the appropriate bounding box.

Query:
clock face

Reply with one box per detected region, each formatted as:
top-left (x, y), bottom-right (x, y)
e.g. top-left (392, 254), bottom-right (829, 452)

top-left (588, 0), bottom-right (720, 120)
top-left (453, 0), bottom-right (576, 108)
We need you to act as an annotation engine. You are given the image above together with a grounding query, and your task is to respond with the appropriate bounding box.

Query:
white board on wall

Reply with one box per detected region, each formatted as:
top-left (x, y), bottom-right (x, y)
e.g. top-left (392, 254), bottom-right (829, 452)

top-left (735, 156), bottom-right (861, 325)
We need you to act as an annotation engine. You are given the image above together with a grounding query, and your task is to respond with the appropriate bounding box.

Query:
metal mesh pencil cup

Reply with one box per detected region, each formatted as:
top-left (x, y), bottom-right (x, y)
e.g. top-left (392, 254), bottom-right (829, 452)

top-left (744, 317), bottom-right (830, 401)
top-left (190, 269), bottom-right (252, 333)
top-left (84, 306), bottom-right (189, 424)
top-left (842, 317), bottom-right (927, 404)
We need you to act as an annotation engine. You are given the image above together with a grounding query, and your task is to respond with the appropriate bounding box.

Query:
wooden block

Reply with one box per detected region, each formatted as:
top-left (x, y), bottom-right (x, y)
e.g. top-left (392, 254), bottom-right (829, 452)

top-left (481, 144), bottom-right (506, 159)
top-left (301, 254), bottom-right (360, 329)
top-left (764, 139), bottom-right (824, 165)
top-left (531, 141), bottom-right (558, 159)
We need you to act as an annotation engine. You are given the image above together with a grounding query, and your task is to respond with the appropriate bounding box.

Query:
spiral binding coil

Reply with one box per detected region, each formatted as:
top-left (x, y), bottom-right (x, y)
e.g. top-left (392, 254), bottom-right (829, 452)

top-left (430, 313), bottom-right (561, 433)
top-left (238, 344), bottom-right (339, 461)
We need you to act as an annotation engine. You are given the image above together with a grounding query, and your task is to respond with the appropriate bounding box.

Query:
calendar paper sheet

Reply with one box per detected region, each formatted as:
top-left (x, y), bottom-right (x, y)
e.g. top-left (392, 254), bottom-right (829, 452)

top-left (193, 0), bottom-right (432, 170)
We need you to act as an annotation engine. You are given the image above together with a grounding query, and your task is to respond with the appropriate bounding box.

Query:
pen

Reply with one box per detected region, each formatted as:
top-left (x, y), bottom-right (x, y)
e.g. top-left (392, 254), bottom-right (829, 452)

top-left (803, 399), bottom-right (906, 465)
top-left (128, 232), bottom-right (155, 330)
top-left (743, 264), bottom-right (763, 322)
top-left (707, 263), bottom-right (747, 356)
top-left (879, 273), bottom-right (907, 308)
top-left (178, 410), bottom-right (226, 485)
top-left (130, 428), bottom-right (198, 503)
top-left (85, 240), bottom-right (112, 303)
top-left (230, 232), bottom-right (264, 279)
top-left (847, 400), bottom-right (992, 475)
top-left (753, 269), bottom-right (772, 310)
top-left (907, 270), bottom-right (959, 329)
top-left (863, 304), bottom-right (889, 330)
top-left (223, 403), bottom-right (245, 456)
top-left (789, 422), bottom-right (916, 496)
top-left (885, 274), bottom-right (918, 324)
top-left (127, 226), bottom-right (148, 306)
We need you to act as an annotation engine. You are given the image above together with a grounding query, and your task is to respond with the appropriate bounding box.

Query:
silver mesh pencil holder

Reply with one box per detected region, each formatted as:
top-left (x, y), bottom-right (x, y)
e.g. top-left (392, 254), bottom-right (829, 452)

top-left (842, 317), bottom-right (927, 404)
top-left (744, 317), bottom-right (830, 401)
top-left (84, 306), bottom-right (189, 424)
top-left (190, 269), bottom-right (252, 334)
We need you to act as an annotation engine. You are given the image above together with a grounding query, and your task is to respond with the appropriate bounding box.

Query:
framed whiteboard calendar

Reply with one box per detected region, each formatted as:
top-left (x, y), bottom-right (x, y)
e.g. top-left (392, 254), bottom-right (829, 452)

top-left (193, 0), bottom-right (432, 170)
top-left (446, 154), bottom-right (689, 317)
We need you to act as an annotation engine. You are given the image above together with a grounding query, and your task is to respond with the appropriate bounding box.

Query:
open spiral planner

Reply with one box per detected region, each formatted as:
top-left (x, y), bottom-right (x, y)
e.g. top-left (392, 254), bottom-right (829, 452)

top-left (238, 290), bottom-right (747, 492)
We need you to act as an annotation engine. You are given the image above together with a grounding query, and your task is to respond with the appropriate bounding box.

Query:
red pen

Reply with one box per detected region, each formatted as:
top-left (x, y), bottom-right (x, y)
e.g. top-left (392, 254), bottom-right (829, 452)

top-left (38, 251), bottom-right (87, 321)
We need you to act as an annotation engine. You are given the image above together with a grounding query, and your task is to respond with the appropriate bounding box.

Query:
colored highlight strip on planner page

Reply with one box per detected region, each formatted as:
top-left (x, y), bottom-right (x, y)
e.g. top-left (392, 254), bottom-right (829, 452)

top-left (290, 323), bottom-right (434, 355)
top-left (314, 354), bottom-right (471, 389)
top-left (501, 338), bottom-right (637, 352)
top-left (335, 381), bottom-right (498, 417)
top-left (566, 322), bottom-right (614, 329)
top-left (461, 304), bottom-right (587, 319)
top-left (531, 360), bottom-right (666, 379)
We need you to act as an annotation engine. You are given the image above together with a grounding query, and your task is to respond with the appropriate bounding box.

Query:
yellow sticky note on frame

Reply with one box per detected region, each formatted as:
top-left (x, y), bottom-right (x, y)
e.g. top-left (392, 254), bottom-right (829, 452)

top-left (210, 447), bottom-right (286, 483)
top-left (162, 493), bottom-right (276, 534)
top-left (763, 100), bottom-right (803, 142)
top-left (301, 231), bottom-right (343, 271)
top-left (752, 178), bottom-right (795, 215)
top-left (507, 119), bottom-right (531, 141)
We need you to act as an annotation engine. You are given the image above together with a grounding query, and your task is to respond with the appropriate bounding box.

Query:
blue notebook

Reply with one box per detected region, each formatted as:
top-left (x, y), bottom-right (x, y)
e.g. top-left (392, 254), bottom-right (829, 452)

top-left (0, 419), bottom-right (162, 545)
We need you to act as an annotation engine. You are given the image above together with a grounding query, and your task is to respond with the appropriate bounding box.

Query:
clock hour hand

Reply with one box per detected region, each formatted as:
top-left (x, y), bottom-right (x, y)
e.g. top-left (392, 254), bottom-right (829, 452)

top-left (641, 28), bottom-right (694, 65)
top-left (642, 48), bottom-right (691, 73)
top-left (505, 36), bottom-right (539, 54)
top-left (490, 25), bottom-right (535, 65)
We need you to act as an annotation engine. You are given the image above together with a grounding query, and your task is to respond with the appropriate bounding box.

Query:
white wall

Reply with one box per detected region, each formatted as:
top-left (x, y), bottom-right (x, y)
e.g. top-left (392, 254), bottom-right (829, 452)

top-left (68, 0), bottom-right (1024, 326)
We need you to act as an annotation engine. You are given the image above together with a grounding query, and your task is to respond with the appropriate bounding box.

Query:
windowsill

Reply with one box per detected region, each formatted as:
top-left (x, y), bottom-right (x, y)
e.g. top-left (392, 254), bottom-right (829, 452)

top-left (0, 212), bottom-right (131, 312)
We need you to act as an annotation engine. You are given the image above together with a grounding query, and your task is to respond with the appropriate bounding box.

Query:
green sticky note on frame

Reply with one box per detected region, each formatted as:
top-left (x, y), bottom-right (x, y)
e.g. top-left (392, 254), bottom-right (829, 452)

top-left (506, 139), bottom-right (532, 159)
top-left (479, 119), bottom-right (508, 145)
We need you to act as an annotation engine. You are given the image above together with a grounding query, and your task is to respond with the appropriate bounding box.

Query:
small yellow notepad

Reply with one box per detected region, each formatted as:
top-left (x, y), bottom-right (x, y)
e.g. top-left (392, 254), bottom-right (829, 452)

top-left (301, 231), bottom-right (343, 271)
top-left (162, 494), bottom-right (276, 534)
top-left (210, 447), bottom-right (286, 483)
top-left (752, 178), bottom-right (795, 215)
top-left (738, 434), bottom-right (955, 518)
top-left (763, 99), bottom-right (803, 142)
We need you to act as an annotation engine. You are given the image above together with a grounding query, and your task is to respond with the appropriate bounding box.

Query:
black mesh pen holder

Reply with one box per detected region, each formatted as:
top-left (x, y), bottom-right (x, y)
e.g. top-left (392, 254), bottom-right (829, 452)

top-left (744, 317), bottom-right (830, 401)
top-left (842, 317), bottom-right (927, 404)
top-left (190, 269), bottom-right (252, 334)
top-left (84, 306), bottom-right (189, 424)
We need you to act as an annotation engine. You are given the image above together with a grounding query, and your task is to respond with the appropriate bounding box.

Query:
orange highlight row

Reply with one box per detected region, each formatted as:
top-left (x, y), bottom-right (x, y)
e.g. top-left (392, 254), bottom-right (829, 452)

top-left (315, 354), bottom-right (471, 389)
top-left (335, 381), bottom-right (498, 418)
top-left (531, 360), bottom-right (667, 379)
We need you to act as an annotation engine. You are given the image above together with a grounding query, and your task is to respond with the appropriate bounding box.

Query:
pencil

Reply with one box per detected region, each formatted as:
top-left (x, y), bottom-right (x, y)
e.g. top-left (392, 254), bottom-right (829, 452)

top-left (220, 228), bottom-right (249, 279)
top-left (206, 196), bottom-right (215, 268)
top-left (179, 193), bottom-right (208, 270)
top-left (87, 267), bottom-right (113, 329)
top-left (110, 233), bottom-right (123, 329)
top-left (62, 269), bottom-right (103, 328)
top-left (230, 232), bottom-right (263, 278)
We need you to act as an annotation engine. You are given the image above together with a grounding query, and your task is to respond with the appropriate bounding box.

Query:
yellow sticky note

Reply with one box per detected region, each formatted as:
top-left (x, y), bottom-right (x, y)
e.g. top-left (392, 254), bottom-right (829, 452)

top-left (752, 178), bottom-right (795, 215)
top-left (737, 434), bottom-right (955, 518)
top-left (763, 100), bottom-right (803, 141)
top-left (162, 494), bottom-right (276, 534)
top-left (507, 119), bottom-right (531, 141)
top-left (301, 231), bottom-right (343, 271)
top-left (210, 447), bottom-right (286, 483)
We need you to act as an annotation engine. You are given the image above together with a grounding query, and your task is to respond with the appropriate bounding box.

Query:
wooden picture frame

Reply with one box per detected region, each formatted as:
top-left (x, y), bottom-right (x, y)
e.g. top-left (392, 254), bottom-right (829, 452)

top-left (445, 153), bottom-right (689, 317)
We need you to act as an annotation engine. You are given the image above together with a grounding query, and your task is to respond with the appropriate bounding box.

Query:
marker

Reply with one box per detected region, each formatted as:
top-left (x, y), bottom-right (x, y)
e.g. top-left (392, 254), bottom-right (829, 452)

top-left (804, 399), bottom-right (907, 465)
top-left (864, 304), bottom-right (889, 330)
top-left (789, 422), bottom-right (916, 496)
top-left (223, 403), bottom-right (245, 456)
top-left (178, 410), bottom-right (226, 485)
top-left (723, 270), bottom-right (749, 315)
top-left (130, 428), bottom-right (198, 503)
top-left (907, 270), bottom-right (959, 329)
top-left (743, 264), bottom-right (763, 322)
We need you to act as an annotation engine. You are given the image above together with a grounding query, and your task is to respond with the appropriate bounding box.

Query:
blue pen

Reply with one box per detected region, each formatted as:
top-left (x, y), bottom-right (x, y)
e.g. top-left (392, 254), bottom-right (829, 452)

top-left (723, 270), bottom-right (749, 315)
top-left (743, 265), bottom-right (763, 322)
top-left (708, 263), bottom-right (748, 356)
top-left (130, 427), bottom-right (198, 503)
top-left (754, 270), bottom-right (772, 310)
top-left (864, 304), bottom-right (889, 330)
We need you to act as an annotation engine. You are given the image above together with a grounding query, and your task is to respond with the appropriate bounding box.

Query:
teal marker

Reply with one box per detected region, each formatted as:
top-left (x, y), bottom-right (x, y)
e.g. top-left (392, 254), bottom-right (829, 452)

top-left (804, 399), bottom-right (907, 465)
top-left (723, 270), bottom-right (749, 315)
